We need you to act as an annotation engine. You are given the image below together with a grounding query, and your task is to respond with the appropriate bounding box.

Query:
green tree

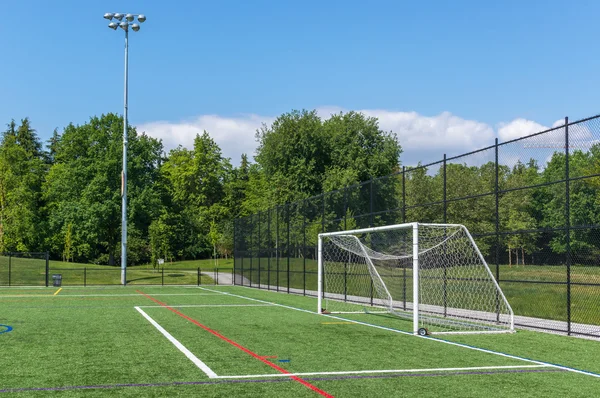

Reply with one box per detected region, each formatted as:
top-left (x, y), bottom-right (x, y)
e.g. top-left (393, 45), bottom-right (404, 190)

top-left (159, 131), bottom-right (232, 260)
top-left (322, 111), bottom-right (401, 191)
top-left (63, 222), bottom-right (74, 262)
top-left (0, 119), bottom-right (46, 252)
top-left (537, 150), bottom-right (598, 261)
top-left (255, 110), bottom-right (327, 203)
top-left (43, 113), bottom-right (163, 264)
top-left (499, 160), bottom-right (540, 265)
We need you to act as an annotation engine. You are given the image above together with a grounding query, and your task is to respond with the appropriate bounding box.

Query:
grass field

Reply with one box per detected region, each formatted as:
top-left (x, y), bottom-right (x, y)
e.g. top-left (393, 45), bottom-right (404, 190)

top-left (1, 285), bottom-right (599, 397)
top-left (0, 256), bottom-right (234, 286)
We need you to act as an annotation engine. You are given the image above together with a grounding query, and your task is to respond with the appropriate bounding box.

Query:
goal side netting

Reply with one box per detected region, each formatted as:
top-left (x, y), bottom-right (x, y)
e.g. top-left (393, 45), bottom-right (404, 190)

top-left (317, 223), bottom-right (514, 335)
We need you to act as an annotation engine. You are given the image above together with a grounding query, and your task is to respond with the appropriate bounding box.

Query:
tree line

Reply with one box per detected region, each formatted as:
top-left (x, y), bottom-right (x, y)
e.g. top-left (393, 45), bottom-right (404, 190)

top-left (1, 110), bottom-right (401, 265)
top-left (238, 125), bottom-right (600, 267)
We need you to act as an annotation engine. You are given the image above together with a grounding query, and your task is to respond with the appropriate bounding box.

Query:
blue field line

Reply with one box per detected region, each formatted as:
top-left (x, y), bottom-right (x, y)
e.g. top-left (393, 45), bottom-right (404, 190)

top-left (197, 286), bottom-right (600, 379)
top-left (0, 325), bottom-right (12, 335)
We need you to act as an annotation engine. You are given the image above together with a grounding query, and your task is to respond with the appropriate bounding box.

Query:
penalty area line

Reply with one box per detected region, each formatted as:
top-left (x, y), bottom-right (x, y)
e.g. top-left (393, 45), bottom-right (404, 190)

top-left (134, 306), bottom-right (218, 379)
top-left (198, 286), bottom-right (600, 380)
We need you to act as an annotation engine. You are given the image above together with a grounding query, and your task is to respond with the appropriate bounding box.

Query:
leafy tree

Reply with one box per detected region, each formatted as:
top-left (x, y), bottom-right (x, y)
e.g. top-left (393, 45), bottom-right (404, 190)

top-left (43, 113), bottom-right (163, 265)
top-left (322, 111), bottom-right (401, 190)
top-left (499, 160), bottom-right (540, 265)
top-left (149, 215), bottom-right (172, 267)
top-left (255, 110), bottom-right (327, 203)
top-left (0, 119), bottom-right (45, 252)
top-left (159, 131), bottom-right (232, 260)
top-left (63, 223), bottom-right (74, 262)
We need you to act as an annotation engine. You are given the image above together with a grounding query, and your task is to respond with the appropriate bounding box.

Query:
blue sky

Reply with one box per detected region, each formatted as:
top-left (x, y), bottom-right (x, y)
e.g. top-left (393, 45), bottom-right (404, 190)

top-left (1, 0), bottom-right (599, 165)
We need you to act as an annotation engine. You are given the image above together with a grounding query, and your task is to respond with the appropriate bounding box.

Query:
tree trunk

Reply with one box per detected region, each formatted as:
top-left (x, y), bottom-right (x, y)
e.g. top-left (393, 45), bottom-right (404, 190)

top-left (213, 244), bottom-right (217, 267)
top-left (508, 245), bottom-right (512, 267)
top-left (521, 247), bottom-right (525, 266)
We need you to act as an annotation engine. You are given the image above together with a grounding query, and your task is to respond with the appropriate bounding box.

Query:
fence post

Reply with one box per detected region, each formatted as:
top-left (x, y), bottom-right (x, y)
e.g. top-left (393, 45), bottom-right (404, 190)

top-left (287, 203), bottom-right (291, 294)
top-left (45, 252), bottom-right (50, 287)
top-left (84, 267), bottom-right (87, 287)
top-left (443, 154), bottom-right (447, 224)
top-left (233, 218), bottom-right (236, 285)
top-left (495, 138), bottom-right (500, 282)
top-left (197, 267), bottom-right (200, 286)
top-left (276, 206), bottom-right (280, 291)
top-left (369, 178), bottom-right (374, 227)
top-left (267, 208), bottom-right (271, 290)
top-left (443, 154), bottom-right (447, 317)
top-left (343, 189), bottom-right (348, 301)
top-left (257, 211), bottom-right (261, 289)
top-left (161, 267), bottom-right (164, 286)
top-left (303, 199), bottom-right (307, 296)
top-left (320, 195), bottom-right (325, 301)
top-left (249, 213), bottom-right (253, 288)
top-left (565, 116), bottom-right (571, 336)
top-left (495, 137), bottom-right (501, 323)
top-left (402, 167), bottom-right (406, 223)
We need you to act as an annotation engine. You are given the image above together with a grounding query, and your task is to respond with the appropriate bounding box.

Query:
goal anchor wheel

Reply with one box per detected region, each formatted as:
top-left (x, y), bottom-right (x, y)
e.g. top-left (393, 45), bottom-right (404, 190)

top-left (417, 328), bottom-right (429, 336)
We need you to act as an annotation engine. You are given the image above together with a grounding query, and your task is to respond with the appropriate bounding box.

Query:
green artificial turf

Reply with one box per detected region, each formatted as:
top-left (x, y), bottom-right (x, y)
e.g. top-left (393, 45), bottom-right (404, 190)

top-left (1, 285), bottom-right (599, 397)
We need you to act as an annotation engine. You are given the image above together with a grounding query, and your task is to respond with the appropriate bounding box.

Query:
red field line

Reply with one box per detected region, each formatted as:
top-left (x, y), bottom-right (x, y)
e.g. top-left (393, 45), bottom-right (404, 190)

top-left (136, 290), bottom-right (333, 398)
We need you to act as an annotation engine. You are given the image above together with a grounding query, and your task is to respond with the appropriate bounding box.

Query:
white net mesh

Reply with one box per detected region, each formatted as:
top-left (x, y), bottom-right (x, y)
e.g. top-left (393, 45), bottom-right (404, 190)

top-left (320, 224), bottom-right (514, 334)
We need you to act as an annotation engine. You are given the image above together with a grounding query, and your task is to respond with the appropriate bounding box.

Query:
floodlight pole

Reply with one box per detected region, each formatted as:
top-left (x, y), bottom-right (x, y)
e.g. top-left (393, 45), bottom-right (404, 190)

top-left (121, 27), bottom-right (129, 286)
top-left (104, 12), bottom-right (145, 285)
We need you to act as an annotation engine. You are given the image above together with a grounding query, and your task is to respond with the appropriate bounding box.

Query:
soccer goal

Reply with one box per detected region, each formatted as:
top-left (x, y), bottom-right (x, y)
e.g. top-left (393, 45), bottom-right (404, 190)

top-left (317, 223), bottom-right (514, 335)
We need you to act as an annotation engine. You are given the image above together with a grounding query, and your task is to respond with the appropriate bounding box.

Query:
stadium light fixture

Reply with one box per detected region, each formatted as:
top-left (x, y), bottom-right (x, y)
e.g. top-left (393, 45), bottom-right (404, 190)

top-left (104, 12), bottom-right (147, 286)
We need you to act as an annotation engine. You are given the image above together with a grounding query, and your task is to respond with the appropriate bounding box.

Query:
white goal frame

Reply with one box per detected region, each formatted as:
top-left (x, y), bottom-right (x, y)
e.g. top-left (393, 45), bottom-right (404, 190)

top-left (317, 222), bottom-right (515, 335)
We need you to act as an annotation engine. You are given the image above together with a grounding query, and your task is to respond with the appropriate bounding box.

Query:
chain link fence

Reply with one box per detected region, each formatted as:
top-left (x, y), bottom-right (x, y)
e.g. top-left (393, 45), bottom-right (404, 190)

top-left (234, 114), bottom-right (600, 338)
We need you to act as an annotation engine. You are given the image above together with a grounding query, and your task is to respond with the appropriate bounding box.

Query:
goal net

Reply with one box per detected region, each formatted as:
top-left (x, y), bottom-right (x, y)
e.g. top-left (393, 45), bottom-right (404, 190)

top-left (317, 223), bottom-right (514, 335)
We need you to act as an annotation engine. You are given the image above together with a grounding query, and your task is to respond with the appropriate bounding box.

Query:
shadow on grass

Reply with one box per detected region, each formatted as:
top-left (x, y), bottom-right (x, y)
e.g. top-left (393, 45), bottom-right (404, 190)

top-left (127, 275), bottom-right (162, 283)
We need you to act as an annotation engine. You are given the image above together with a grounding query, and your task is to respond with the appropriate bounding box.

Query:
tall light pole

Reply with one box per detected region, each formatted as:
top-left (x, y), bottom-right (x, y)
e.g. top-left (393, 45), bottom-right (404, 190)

top-left (104, 12), bottom-right (146, 285)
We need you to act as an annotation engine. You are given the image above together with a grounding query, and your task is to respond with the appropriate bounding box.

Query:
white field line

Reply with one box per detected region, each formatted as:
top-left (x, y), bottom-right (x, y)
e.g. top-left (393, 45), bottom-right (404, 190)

top-left (61, 293), bottom-right (224, 297)
top-left (134, 306), bottom-right (218, 379)
top-left (213, 364), bottom-right (550, 379)
top-left (0, 293), bottom-right (223, 298)
top-left (138, 304), bottom-right (274, 308)
top-left (198, 286), bottom-right (600, 379)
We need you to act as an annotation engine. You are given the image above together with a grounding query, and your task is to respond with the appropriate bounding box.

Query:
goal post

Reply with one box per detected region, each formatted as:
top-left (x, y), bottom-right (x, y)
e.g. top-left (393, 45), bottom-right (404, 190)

top-left (317, 222), bottom-right (515, 335)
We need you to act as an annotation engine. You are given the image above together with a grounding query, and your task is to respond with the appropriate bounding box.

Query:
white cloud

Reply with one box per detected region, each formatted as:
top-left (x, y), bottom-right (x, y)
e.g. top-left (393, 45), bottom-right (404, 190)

top-left (137, 114), bottom-right (274, 164)
top-left (136, 108), bottom-right (557, 167)
top-left (497, 119), bottom-right (549, 142)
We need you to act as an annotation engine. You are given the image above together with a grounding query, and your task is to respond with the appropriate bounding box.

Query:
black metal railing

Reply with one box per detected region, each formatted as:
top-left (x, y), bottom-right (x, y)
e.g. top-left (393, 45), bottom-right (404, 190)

top-left (0, 257), bottom-right (234, 287)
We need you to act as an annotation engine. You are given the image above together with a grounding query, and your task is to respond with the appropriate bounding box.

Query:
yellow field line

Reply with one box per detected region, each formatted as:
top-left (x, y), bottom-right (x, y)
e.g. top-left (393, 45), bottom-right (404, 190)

top-left (53, 288), bottom-right (62, 296)
top-left (321, 321), bottom-right (354, 325)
